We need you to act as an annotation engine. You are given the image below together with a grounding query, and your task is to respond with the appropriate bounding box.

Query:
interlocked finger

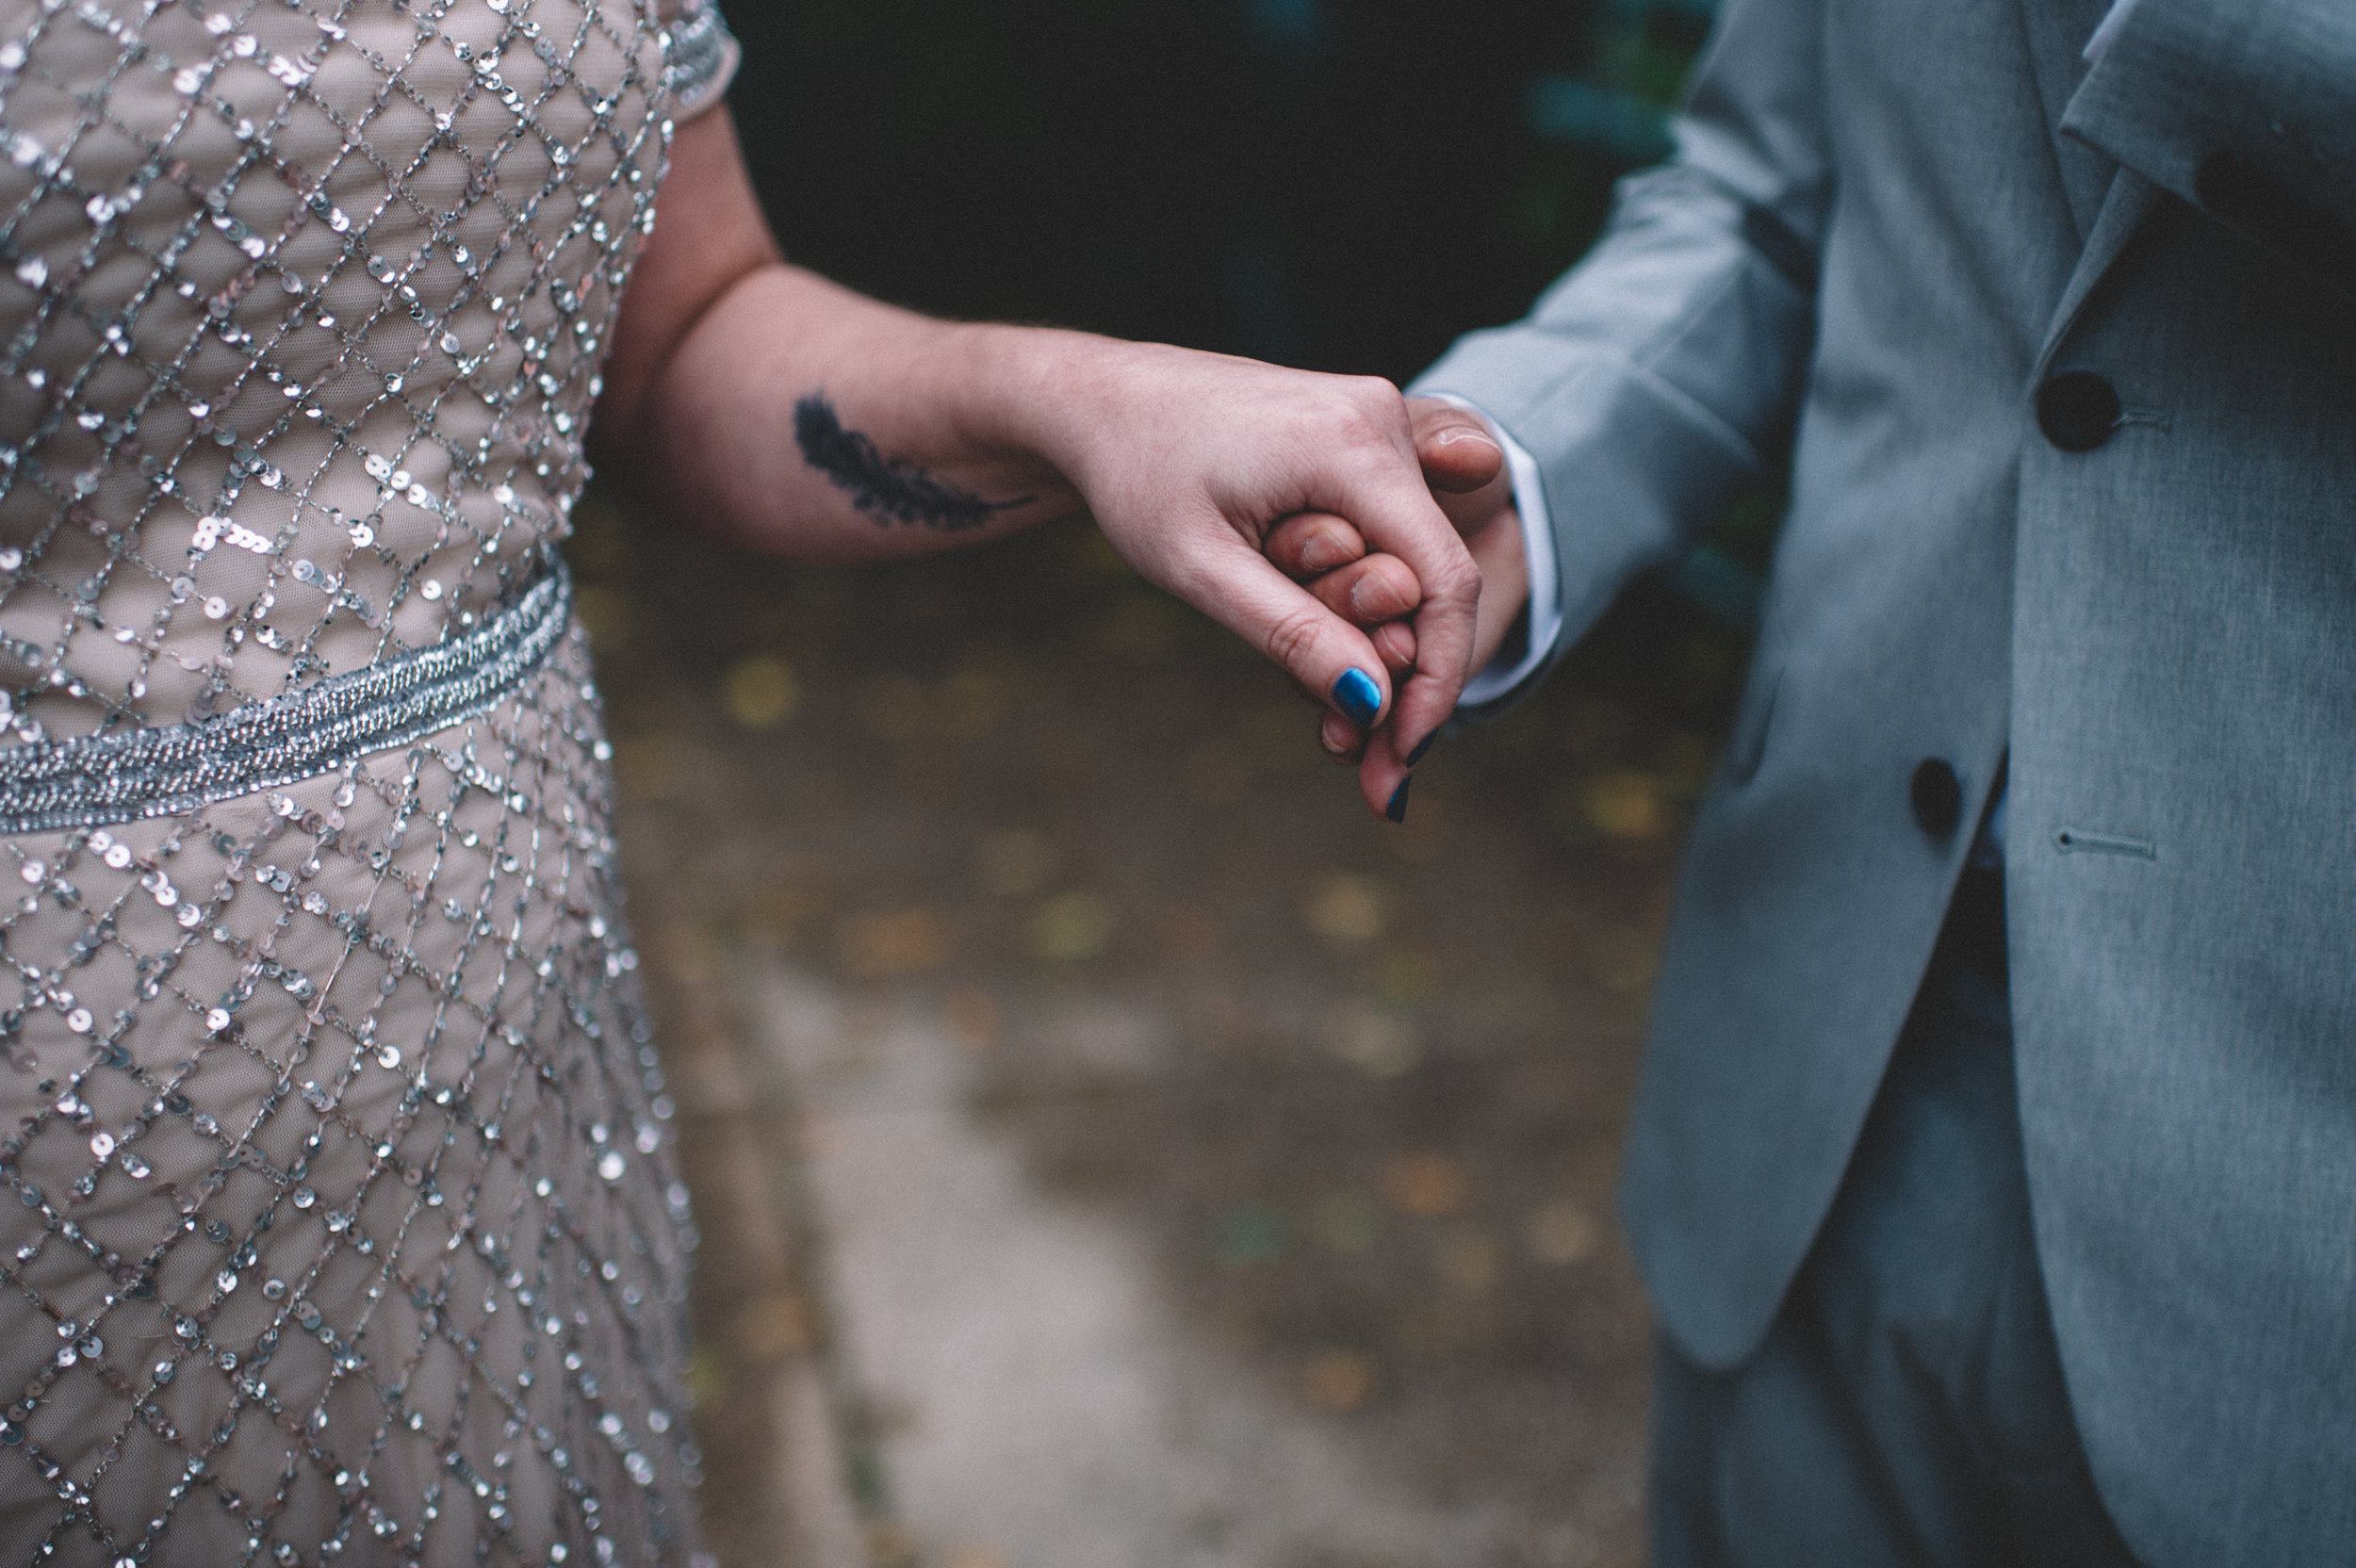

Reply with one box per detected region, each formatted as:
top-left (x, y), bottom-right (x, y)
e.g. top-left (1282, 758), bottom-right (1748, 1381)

top-left (1266, 511), bottom-right (1370, 580)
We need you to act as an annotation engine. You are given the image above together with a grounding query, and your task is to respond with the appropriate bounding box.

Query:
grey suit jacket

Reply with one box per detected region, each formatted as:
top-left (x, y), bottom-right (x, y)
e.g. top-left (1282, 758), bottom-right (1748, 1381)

top-left (1415, 0), bottom-right (2356, 1560)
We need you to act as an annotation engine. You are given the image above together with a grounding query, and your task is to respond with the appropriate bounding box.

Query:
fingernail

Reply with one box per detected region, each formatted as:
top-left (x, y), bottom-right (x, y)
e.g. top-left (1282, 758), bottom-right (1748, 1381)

top-left (1300, 536), bottom-right (1348, 572)
top-left (1405, 728), bottom-right (1441, 767)
top-left (1384, 776), bottom-right (1413, 825)
top-left (1435, 427), bottom-right (1500, 452)
top-left (1333, 668), bottom-right (1382, 727)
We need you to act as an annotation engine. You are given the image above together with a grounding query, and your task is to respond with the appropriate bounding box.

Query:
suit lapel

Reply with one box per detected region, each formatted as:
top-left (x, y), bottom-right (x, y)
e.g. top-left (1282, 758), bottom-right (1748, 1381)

top-left (2034, 169), bottom-right (2165, 379)
top-left (2015, 0), bottom-right (2162, 372)
top-left (2016, 0), bottom-right (2120, 242)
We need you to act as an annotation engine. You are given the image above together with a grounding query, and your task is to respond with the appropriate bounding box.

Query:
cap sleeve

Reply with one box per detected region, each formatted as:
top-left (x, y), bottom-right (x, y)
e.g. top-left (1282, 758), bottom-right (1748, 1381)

top-left (662, 0), bottom-right (741, 121)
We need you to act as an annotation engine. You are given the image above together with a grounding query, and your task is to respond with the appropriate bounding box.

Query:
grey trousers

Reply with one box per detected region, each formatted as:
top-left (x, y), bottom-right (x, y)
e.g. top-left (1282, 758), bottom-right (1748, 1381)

top-left (1650, 871), bottom-right (2143, 1568)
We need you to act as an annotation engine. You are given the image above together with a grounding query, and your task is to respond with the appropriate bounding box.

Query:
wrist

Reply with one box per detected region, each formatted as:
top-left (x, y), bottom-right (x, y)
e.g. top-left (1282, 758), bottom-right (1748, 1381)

top-left (1465, 506), bottom-right (1531, 672)
top-left (952, 322), bottom-right (1120, 508)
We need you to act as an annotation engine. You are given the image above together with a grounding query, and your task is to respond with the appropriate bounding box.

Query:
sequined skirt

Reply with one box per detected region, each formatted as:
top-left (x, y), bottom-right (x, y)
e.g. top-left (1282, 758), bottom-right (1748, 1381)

top-left (0, 571), bottom-right (701, 1566)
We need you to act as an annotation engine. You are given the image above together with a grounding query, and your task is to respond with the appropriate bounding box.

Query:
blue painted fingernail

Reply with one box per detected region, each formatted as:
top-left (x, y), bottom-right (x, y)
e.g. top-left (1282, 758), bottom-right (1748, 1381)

top-left (1405, 728), bottom-right (1441, 767)
top-left (1333, 668), bottom-right (1383, 727)
top-left (1385, 776), bottom-right (1413, 825)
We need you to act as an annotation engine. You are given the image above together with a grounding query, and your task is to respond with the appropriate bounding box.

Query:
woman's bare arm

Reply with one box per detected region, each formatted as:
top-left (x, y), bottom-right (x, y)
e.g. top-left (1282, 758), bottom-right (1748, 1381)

top-left (590, 110), bottom-right (1481, 816)
top-left (591, 111), bottom-right (1074, 559)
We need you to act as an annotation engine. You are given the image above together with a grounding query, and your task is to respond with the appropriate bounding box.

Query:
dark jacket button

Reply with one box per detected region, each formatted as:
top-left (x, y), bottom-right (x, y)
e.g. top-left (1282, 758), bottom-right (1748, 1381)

top-left (1911, 759), bottom-right (1963, 839)
top-left (2037, 370), bottom-right (2120, 452)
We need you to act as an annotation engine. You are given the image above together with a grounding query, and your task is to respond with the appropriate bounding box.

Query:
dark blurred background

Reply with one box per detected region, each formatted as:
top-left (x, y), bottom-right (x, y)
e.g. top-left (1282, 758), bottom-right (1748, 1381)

top-left (595, 6), bottom-right (1763, 1567)
top-left (728, 0), bottom-right (1710, 379)
top-left (719, 0), bottom-right (1770, 621)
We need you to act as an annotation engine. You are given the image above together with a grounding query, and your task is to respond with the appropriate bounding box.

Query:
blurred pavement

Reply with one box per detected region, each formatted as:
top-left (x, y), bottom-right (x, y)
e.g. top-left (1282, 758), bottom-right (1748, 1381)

top-left (586, 494), bottom-right (1749, 1568)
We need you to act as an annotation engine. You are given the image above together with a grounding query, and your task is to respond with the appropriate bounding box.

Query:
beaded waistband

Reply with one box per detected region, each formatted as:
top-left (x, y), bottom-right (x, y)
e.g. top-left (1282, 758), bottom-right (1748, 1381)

top-left (0, 565), bottom-right (573, 837)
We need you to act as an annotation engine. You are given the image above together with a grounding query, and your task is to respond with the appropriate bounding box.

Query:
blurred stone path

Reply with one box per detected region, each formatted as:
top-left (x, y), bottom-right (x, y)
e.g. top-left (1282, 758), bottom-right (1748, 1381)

top-left (755, 962), bottom-right (1624, 1568)
top-left (585, 495), bottom-right (1751, 1568)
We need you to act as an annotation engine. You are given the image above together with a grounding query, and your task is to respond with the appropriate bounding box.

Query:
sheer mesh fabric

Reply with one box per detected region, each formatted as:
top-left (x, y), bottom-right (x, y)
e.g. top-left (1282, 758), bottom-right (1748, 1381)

top-left (0, 1), bottom-right (725, 1561)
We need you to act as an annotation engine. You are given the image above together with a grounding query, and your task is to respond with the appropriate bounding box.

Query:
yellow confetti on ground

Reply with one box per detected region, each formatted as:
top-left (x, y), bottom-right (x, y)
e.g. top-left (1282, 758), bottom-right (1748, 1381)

top-left (572, 583), bottom-right (631, 650)
top-left (835, 906), bottom-right (956, 977)
top-left (685, 1346), bottom-right (728, 1411)
top-left (1303, 1349), bottom-right (1378, 1413)
top-left (722, 654), bottom-right (799, 729)
top-left (1582, 769), bottom-right (1669, 841)
top-left (1324, 1002), bottom-right (1421, 1078)
top-left (1025, 891), bottom-right (1115, 961)
top-left (733, 1291), bottom-right (814, 1362)
top-left (1525, 1200), bottom-right (1601, 1266)
top-left (1383, 1153), bottom-right (1470, 1217)
top-left (1302, 874), bottom-right (1392, 944)
top-left (864, 1522), bottom-right (919, 1568)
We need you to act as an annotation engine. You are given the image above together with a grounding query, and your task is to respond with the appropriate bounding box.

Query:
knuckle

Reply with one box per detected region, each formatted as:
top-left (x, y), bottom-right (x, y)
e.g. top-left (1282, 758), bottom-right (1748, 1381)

top-left (1262, 603), bottom-right (1328, 673)
top-left (1426, 553), bottom-right (1483, 603)
top-left (1326, 382), bottom-right (1400, 442)
top-left (1378, 554), bottom-right (1425, 596)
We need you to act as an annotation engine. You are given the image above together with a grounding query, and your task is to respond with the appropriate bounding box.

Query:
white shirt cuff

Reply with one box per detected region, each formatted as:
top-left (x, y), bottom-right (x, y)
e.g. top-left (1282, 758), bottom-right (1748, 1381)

top-left (2084, 0), bottom-right (2144, 63)
top-left (1423, 396), bottom-right (1564, 711)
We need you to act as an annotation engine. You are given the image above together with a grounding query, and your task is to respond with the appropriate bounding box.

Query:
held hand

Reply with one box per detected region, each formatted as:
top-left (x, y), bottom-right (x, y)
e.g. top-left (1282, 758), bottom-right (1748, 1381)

top-left (1012, 338), bottom-right (1482, 819)
top-left (607, 113), bottom-right (1476, 818)
top-left (1259, 511), bottom-right (1425, 675)
top-left (1268, 397), bottom-right (1532, 769)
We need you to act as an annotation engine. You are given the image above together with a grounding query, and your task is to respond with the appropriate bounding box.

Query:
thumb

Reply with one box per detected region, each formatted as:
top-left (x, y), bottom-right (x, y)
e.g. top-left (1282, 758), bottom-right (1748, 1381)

top-left (1410, 397), bottom-right (1504, 496)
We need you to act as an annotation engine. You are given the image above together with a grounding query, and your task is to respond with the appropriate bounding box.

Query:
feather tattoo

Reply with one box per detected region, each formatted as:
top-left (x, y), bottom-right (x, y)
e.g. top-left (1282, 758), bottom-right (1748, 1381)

top-left (794, 393), bottom-right (1034, 531)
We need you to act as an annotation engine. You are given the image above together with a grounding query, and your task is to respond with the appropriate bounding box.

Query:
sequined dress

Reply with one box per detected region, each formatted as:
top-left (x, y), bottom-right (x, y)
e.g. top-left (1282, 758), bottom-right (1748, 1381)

top-left (0, 1), bottom-right (737, 1561)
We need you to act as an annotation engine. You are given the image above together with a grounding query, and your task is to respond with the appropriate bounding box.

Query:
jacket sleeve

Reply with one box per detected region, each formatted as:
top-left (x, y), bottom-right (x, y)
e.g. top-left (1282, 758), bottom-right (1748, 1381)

top-left (2061, 0), bottom-right (2356, 283)
top-left (1410, 0), bottom-right (1828, 677)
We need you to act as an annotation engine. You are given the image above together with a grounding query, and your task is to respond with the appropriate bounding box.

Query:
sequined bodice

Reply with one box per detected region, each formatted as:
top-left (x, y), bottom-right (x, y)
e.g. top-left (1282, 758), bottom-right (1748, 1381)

top-left (0, 5), bottom-right (728, 1562)
top-left (0, 0), bottom-right (673, 743)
